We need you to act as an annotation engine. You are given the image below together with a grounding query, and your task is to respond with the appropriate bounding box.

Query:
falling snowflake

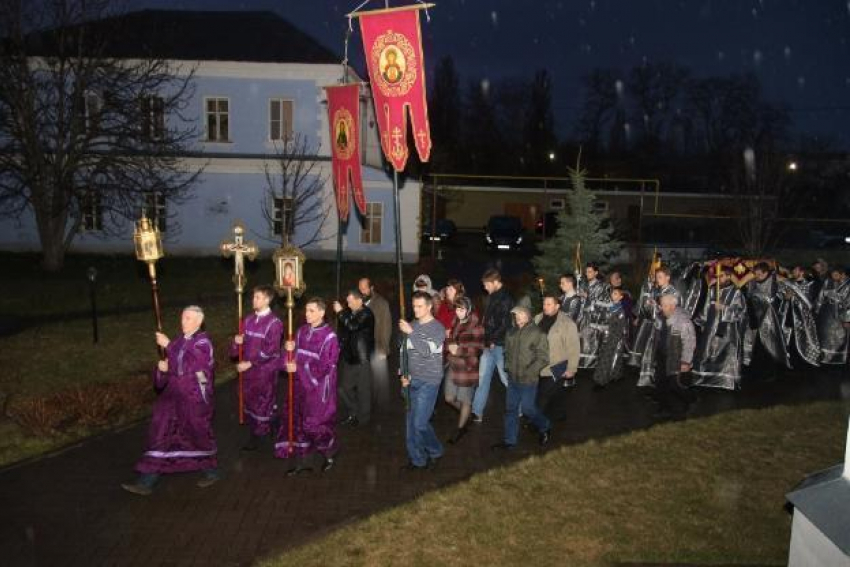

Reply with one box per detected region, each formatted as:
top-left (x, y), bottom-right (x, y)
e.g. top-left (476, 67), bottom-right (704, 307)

top-left (797, 76), bottom-right (806, 88)
top-left (753, 50), bottom-right (763, 65)
top-left (784, 46), bottom-right (792, 60)
top-left (615, 80), bottom-right (624, 96)
top-left (480, 78), bottom-right (490, 96)
top-left (490, 11), bottom-right (498, 27)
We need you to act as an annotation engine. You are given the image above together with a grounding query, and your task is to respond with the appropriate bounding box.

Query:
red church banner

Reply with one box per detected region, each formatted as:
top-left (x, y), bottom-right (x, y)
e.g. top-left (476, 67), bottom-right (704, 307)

top-left (324, 83), bottom-right (365, 220)
top-left (357, 5), bottom-right (432, 171)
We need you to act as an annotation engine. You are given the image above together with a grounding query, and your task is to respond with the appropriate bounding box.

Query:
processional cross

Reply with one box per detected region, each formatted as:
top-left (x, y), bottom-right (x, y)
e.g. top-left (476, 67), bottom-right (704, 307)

top-left (220, 222), bottom-right (258, 424)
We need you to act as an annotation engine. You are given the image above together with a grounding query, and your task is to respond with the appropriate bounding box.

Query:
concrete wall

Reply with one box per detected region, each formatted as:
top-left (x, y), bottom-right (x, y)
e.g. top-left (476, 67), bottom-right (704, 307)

top-left (789, 512), bottom-right (850, 567)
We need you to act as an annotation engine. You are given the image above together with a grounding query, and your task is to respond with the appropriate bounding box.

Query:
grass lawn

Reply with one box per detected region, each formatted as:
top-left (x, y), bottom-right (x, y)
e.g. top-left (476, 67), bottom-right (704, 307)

top-left (261, 401), bottom-right (848, 567)
top-left (0, 252), bottom-right (431, 467)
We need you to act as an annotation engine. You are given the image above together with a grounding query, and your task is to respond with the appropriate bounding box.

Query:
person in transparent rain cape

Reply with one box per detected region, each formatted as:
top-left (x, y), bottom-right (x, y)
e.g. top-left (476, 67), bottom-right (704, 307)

top-left (633, 266), bottom-right (681, 387)
top-left (692, 266), bottom-right (747, 390)
top-left (815, 266), bottom-right (850, 366)
top-left (777, 265), bottom-right (821, 368)
top-left (592, 287), bottom-right (631, 388)
top-left (577, 262), bottom-right (611, 369)
top-left (742, 263), bottom-right (789, 378)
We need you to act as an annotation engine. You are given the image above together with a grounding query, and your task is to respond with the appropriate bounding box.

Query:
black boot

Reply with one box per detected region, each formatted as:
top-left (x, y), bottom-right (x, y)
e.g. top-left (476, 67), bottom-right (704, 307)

top-left (447, 426), bottom-right (468, 444)
top-left (241, 434), bottom-right (260, 451)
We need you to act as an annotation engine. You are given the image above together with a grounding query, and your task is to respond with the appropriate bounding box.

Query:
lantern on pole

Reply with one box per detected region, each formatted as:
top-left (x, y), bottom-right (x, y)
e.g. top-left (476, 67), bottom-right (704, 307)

top-left (134, 214), bottom-right (166, 358)
top-left (273, 243), bottom-right (306, 455)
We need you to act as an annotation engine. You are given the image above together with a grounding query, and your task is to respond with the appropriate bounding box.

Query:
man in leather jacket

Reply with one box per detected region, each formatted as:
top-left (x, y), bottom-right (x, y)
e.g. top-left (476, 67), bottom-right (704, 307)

top-left (333, 289), bottom-right (375, 426)
top-left (471, 268), bottom-right (515, 422)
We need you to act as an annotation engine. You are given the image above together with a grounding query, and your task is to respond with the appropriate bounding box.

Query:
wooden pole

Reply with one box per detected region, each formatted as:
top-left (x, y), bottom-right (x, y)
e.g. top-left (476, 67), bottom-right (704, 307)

top-left (286, 286), bottom-right (295, 455)
top-left (148, 262), bottom-right (165, 359)
top-left (237, 293), bottom-right (245, 424)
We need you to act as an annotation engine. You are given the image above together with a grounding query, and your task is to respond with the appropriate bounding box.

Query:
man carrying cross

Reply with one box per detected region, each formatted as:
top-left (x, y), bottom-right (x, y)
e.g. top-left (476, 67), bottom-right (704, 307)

top-left (230, 285), bottom-right (283, 450)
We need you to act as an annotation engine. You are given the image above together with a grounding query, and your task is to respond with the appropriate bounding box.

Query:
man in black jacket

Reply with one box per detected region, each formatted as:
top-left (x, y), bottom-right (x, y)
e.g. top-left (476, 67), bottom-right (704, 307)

top-left (471, 268), bottom-right (514, 422)
top-left (333, 290), bottom-right (375, 426)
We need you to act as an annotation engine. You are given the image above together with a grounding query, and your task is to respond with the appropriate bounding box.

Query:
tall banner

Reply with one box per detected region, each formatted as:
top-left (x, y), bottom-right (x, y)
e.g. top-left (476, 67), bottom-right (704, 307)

top-left (358, 6), bottom-right (432, 171)
top-left (325, 83), bottom-right (365, 220)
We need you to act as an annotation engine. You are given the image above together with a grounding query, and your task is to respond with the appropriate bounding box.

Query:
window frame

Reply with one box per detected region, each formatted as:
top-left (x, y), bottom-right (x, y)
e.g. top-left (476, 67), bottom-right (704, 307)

top-left (268, 98), bottom-right (295, 143)
top-left (204, 96), bottom-right (231, 143)
top-left (360, 202), bottom-right (384, 245)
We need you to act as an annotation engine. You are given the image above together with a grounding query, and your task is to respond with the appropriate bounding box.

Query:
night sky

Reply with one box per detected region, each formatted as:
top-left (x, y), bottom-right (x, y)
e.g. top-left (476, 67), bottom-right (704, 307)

top-left (133, 0), bottom-right (850, 148)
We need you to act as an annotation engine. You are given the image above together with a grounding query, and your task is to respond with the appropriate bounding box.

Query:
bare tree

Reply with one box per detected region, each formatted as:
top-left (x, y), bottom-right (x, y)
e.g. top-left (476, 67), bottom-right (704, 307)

top-left (575, 68), bottom-right (619, 153)
top-left (260, 132), bottom-right (330, 248)
top-left (627, 62), bottom-right (690, 153)
top-left (0, 0), bottom-right (201, 270)
top-left (728, 146), bottom-right (794, 256)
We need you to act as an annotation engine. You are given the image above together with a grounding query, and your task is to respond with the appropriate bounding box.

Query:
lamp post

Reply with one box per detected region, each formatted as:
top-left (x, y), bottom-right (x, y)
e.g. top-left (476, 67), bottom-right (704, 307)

top-left (87, 266), bottom-right (98, 344)
top-left (133, 214), bottom-right (165, 358)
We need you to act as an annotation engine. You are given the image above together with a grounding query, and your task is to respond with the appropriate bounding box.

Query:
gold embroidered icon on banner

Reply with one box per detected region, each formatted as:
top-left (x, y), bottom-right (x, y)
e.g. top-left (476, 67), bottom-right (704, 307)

top-left (333, 107), bottom-right (356, 161)
top-left (371, 30), bottom-right (417, 97)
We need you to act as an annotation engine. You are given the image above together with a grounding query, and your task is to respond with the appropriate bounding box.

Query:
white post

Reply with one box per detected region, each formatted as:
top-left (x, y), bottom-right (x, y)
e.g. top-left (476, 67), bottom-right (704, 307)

top-left (844, 416), bottom-right (850, 480)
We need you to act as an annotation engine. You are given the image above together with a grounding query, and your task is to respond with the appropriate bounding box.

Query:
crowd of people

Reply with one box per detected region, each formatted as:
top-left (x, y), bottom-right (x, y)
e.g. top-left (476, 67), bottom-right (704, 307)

top-left (121, 258), bottom-right (850, 493)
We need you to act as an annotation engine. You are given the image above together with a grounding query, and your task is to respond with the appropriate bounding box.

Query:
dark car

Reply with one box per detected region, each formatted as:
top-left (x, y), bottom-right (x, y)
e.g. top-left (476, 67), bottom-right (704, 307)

top-left (485, 215), bottom-right (524, 251)
top-left (422, 218), bottom-right (457, 242)
top-left (535, 211), bottom-right (560, 238)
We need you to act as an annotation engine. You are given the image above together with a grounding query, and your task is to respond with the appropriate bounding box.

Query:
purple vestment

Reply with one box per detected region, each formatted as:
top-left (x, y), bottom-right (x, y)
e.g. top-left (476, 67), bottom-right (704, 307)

top-left (274, 323), bottom-right (340, 459)
top-left (229, 311), bottom-right (283, 436)
top-left (136, 331), bottom-right (217, 474)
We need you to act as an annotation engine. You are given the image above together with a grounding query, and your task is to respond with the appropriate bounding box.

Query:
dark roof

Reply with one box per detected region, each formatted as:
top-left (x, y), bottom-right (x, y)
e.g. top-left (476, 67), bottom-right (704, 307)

top-left (786, 464), bottom-right (850, 554)
top-left (23, 10), bottom-right (340, 65)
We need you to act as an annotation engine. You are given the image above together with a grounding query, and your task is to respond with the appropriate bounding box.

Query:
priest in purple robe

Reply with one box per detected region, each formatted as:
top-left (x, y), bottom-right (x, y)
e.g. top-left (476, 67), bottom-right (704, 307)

top-left (122, 305), bottom-right (219, 495)
top-left (230, 285), bottom-right (283, 450)
top-left (274, 297), bottom-right (340, 475)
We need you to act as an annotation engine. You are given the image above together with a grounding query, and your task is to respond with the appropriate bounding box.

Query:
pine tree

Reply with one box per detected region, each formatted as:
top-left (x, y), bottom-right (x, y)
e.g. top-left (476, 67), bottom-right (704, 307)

top-left (533, 158), bottom-right (623, 284)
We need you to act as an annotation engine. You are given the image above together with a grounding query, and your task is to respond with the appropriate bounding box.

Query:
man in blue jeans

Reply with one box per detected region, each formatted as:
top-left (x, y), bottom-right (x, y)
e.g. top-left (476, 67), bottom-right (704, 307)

top-left (472, 268), bottom-right (514, 422)
top-left (399, 291), bottom-right (446, 470)
top-left (493, 305), bottom-right (551, 449)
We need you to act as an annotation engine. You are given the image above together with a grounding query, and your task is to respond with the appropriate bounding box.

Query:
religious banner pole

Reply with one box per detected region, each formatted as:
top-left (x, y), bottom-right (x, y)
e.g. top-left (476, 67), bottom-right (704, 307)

top-left (133, 214), bottom-right (165, 359)
top-left (352, 1), bottom-right (436, 410)
top-left (220, 222), bottom-right (258, 425)
top-left (273, 240), bottom-right (306, 456)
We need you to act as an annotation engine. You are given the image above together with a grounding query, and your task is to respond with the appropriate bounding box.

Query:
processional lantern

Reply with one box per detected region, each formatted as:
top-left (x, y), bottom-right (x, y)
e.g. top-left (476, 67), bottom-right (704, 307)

top-left (133, 214), bottom-right (166, 358)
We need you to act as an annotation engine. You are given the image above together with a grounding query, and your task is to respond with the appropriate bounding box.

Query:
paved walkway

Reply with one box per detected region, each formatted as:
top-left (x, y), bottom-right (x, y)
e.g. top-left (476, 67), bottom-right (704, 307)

top-left (1, 363), bottom-right (847, 567)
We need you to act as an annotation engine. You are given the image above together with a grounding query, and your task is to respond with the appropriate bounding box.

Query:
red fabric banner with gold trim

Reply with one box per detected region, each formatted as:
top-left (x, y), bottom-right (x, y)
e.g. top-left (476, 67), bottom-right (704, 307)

top-left (325, 83), bottom-right (365, 220)
top-left (358, 6), bottom-right (432, 171)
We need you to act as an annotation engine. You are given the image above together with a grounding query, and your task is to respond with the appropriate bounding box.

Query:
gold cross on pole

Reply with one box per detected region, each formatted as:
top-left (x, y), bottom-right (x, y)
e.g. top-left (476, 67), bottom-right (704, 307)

top-left (220, 221), bottom-right (258, 425)
top-left (220, 221), bottom-right (258, 293)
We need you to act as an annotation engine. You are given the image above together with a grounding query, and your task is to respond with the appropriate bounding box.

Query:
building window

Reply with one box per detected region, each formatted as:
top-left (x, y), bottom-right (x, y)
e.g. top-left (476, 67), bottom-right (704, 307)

top-left (269, 99), bottom-right (294, 141)
top-left (360, 202), bottom-right (383, 245)
top-left (205, 97), bottom-right (229, 142)
top-left (80, 191), bottom-right (103, 232)
top-left (593, 200), bottom-right (609, 213)
top-left (272, 196), bottom-right (293, 236)
top-left (144, 192), bottom-right (167, 233)
top-left (141, 95), bottom-right (165, 140)
top-left (82, 91), bottom-right (101, 131)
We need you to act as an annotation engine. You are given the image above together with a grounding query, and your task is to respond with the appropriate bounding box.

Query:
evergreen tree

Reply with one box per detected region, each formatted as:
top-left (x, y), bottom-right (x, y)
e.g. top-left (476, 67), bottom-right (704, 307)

top-left (533, 158), bottom-right (623, 283)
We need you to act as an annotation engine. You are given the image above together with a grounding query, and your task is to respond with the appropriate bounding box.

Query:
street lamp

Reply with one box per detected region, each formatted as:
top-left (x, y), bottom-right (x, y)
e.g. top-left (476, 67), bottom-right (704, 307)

top-left (787, 161), bottom-right (798, 172)
top-left (87, 266), bottom-right (98, 344)
top-left (548, 151), bottom-right (556, 162)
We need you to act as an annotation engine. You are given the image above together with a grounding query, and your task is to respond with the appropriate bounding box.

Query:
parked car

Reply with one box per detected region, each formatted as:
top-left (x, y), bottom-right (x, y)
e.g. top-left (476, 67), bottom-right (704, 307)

top-left (422, 218), bottom-right (457, 242)
top-left (484, 215), bottom-right (524, 251)
top-left (535, 211), bottom-right (560, 238)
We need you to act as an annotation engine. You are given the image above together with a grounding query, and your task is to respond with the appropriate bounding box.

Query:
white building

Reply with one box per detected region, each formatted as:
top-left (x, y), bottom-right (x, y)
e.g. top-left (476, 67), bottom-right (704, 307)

top-left (0, 10), bottom-right (421, 263)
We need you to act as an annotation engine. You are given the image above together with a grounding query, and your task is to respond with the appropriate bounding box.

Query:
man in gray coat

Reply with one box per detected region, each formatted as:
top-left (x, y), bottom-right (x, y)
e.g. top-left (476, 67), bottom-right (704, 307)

top-left (534, 293), bottom-right (581, 421)
top-left (654, 294), bottom-right (697, 420)
top-left (359, 278), bottom-right (392, 407)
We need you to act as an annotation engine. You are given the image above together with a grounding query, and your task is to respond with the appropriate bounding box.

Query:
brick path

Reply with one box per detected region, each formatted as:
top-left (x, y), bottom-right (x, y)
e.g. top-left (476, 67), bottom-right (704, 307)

top-left (1, 365), bottom-right (847, 567)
